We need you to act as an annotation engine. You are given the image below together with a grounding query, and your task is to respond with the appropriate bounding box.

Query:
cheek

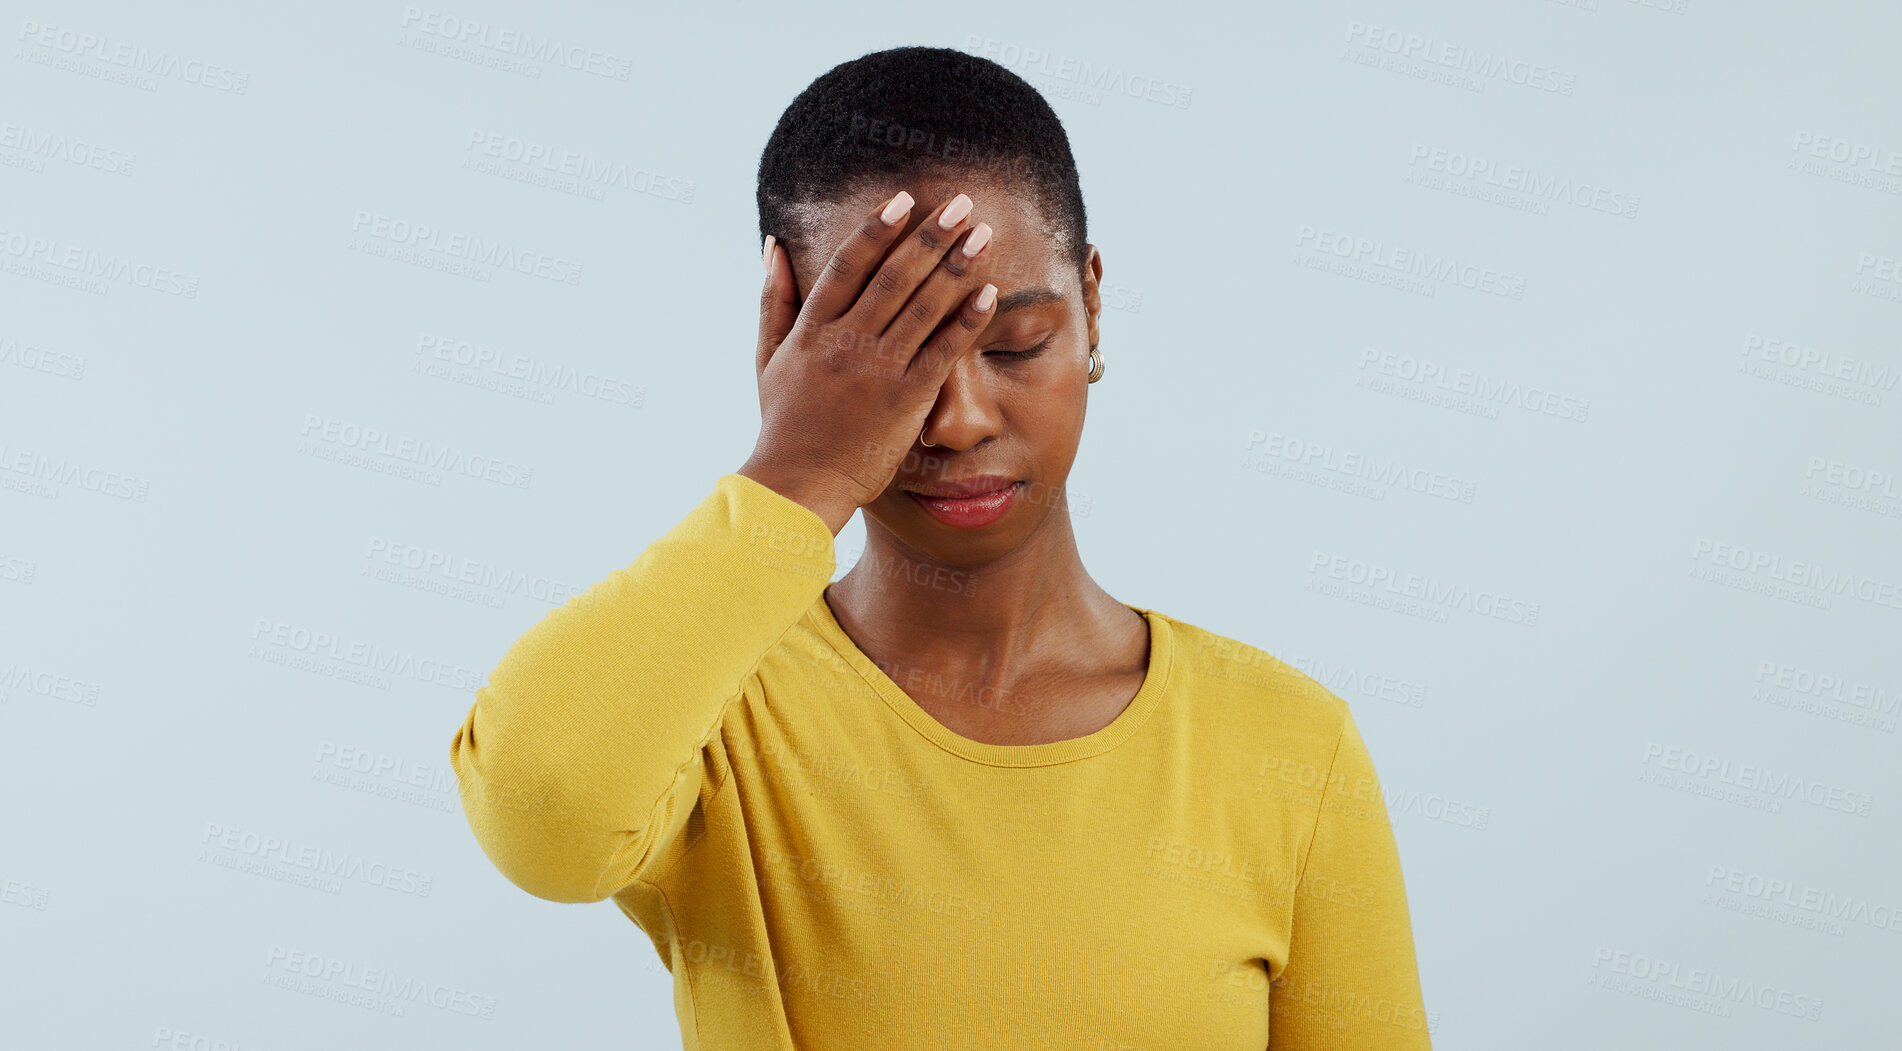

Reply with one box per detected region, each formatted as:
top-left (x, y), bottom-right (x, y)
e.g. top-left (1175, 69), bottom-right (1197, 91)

top-left (1033, 343), bottom-right (1090, 385)
top-left (998, 358), bottom-right (1085, 415)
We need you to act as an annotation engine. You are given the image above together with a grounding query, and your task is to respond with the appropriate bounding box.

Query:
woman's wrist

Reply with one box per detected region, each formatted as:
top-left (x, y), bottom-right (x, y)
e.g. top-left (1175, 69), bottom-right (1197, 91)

top-left (735, 458), bottom-right (856, 536)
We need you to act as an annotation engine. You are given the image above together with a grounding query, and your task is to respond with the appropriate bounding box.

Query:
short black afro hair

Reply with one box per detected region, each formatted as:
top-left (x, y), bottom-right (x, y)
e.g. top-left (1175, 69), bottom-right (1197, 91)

top-left (757, 45), bottom-right (1089, 277)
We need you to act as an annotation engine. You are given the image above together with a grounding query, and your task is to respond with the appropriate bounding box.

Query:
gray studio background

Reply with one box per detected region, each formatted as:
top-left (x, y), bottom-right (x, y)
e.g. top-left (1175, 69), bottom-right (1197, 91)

top-left (4, 1), bottom-right (1900, 1047)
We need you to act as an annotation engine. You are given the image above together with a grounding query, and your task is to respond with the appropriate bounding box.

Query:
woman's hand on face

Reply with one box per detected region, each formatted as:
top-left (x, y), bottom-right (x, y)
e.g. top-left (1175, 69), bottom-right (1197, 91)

top-left (740, 190), bottom-right (997, 536)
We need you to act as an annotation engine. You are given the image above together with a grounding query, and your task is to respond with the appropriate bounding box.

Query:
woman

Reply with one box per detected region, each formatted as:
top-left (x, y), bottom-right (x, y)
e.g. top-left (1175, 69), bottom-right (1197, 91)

top-left (451, 46), bottom-right (1431, 1050)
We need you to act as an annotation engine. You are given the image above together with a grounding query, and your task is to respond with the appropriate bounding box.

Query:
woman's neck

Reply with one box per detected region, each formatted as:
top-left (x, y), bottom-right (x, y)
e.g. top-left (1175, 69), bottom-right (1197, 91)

top-left (824, 513), bottom-right (1136, 679)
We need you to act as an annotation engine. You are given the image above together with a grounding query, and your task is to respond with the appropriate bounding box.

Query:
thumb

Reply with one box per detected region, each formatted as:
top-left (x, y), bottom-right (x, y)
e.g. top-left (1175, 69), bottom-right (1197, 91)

top-left (756, 236), bottom-right (798, 376)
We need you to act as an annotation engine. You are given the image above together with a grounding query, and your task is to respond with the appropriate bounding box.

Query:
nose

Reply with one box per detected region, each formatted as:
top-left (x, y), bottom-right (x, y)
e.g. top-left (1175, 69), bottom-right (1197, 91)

top-left (918, 351), bottom-right (1004, 452)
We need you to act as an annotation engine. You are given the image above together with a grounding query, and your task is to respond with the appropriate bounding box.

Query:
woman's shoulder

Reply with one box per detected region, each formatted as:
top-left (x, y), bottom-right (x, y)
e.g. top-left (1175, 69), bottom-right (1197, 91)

top-left (1139, 608), bottom-right (1365, 808)
top-left (1140, 606), bottom-right (1349, 732)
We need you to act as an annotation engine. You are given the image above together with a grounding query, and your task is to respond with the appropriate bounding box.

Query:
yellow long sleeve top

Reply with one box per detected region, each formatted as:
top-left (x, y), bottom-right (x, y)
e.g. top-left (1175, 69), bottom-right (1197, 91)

top-left (450, 473), bottom-right (1432, 1050)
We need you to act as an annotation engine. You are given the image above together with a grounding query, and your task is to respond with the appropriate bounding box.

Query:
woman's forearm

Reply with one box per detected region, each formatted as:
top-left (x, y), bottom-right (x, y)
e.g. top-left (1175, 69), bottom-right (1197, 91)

top-left (449, 472), bottom-right (836, 903)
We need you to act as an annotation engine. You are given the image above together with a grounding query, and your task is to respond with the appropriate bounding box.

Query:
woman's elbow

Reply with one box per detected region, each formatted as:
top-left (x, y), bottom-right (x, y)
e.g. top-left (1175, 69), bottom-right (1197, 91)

top-left (455, 781), bottom-right (623, 904)
top-left (450, 737), bottom-right (619, 904)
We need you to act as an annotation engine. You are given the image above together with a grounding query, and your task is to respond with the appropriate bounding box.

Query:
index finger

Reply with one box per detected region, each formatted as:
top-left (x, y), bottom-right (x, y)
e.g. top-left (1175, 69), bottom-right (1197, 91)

top-left (797, 190), bottom-right (915, 324)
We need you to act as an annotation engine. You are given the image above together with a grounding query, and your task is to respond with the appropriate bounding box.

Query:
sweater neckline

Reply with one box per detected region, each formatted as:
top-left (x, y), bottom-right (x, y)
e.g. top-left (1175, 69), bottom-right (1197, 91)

top-left (805, 588), bottom-right (1176, 768)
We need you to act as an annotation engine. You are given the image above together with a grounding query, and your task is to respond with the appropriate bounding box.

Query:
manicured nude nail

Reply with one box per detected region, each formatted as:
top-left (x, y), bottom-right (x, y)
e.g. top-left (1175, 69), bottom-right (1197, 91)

top-left (762, 234), bottom-right (775, 272)
top-left (938, 193), bottom-right (973, 230)
top-left (975, 283), bottom-right (997, 311)
top-left (880, 191), bottom-right (914, 225)
top-left (961, 222), bottom-right (992, 258)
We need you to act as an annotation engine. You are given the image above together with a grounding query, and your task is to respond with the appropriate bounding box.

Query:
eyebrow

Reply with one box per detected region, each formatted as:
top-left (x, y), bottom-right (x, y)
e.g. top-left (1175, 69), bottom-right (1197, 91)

top-left (995, 287), bottom-right (1063, 314)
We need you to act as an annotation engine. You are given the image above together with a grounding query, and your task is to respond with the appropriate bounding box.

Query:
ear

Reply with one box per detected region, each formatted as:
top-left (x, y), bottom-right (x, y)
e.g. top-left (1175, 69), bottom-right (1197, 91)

top-left (783, 241), bottom-right (809, 316)
top-left (1081, 244), bottom-right (1104, 351)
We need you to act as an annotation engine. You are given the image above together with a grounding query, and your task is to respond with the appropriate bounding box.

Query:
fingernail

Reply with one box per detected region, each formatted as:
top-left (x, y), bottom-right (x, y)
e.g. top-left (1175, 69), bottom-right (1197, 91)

top-left (762, 234), bottom-right (775, 273)
top-left (975, 283), bottom-right (997, 311)
top-left (961, 222), bottom-right (992, 258)
top-left (938, 193), bottom-right (973, 230)
top-left (880, 191), bottom-right (914, 225)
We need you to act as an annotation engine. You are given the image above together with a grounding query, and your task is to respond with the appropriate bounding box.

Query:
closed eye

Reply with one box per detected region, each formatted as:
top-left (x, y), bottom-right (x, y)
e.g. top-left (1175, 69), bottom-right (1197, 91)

top-left (987, 335), bottom-right (1053, 361)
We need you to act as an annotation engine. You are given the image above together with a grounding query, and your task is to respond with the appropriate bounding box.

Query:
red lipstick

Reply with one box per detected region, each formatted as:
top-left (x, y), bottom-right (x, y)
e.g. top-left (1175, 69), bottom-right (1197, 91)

top-left (900, 475), bottom-right (1022, 529)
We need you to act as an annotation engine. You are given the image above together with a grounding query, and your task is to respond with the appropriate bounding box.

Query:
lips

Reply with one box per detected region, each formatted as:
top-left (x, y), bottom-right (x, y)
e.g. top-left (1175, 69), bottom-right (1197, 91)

top-left (900, 477), bottom-right (1022, 530)
top-left (897, 474), bottom-right (1018, 499)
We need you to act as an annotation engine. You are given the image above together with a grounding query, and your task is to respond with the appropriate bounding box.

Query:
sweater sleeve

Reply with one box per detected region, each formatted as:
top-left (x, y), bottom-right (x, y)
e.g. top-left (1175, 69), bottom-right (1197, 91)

top-left (449, 472), bottom-right (836, 904)
top-left (1269, 706), bottom-right (1433, 1049)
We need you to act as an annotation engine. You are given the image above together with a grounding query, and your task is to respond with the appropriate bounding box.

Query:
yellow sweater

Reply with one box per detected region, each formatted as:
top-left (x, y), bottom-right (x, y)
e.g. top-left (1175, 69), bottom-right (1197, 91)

top-left (450, 473), bottom-right (1432, 1049)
